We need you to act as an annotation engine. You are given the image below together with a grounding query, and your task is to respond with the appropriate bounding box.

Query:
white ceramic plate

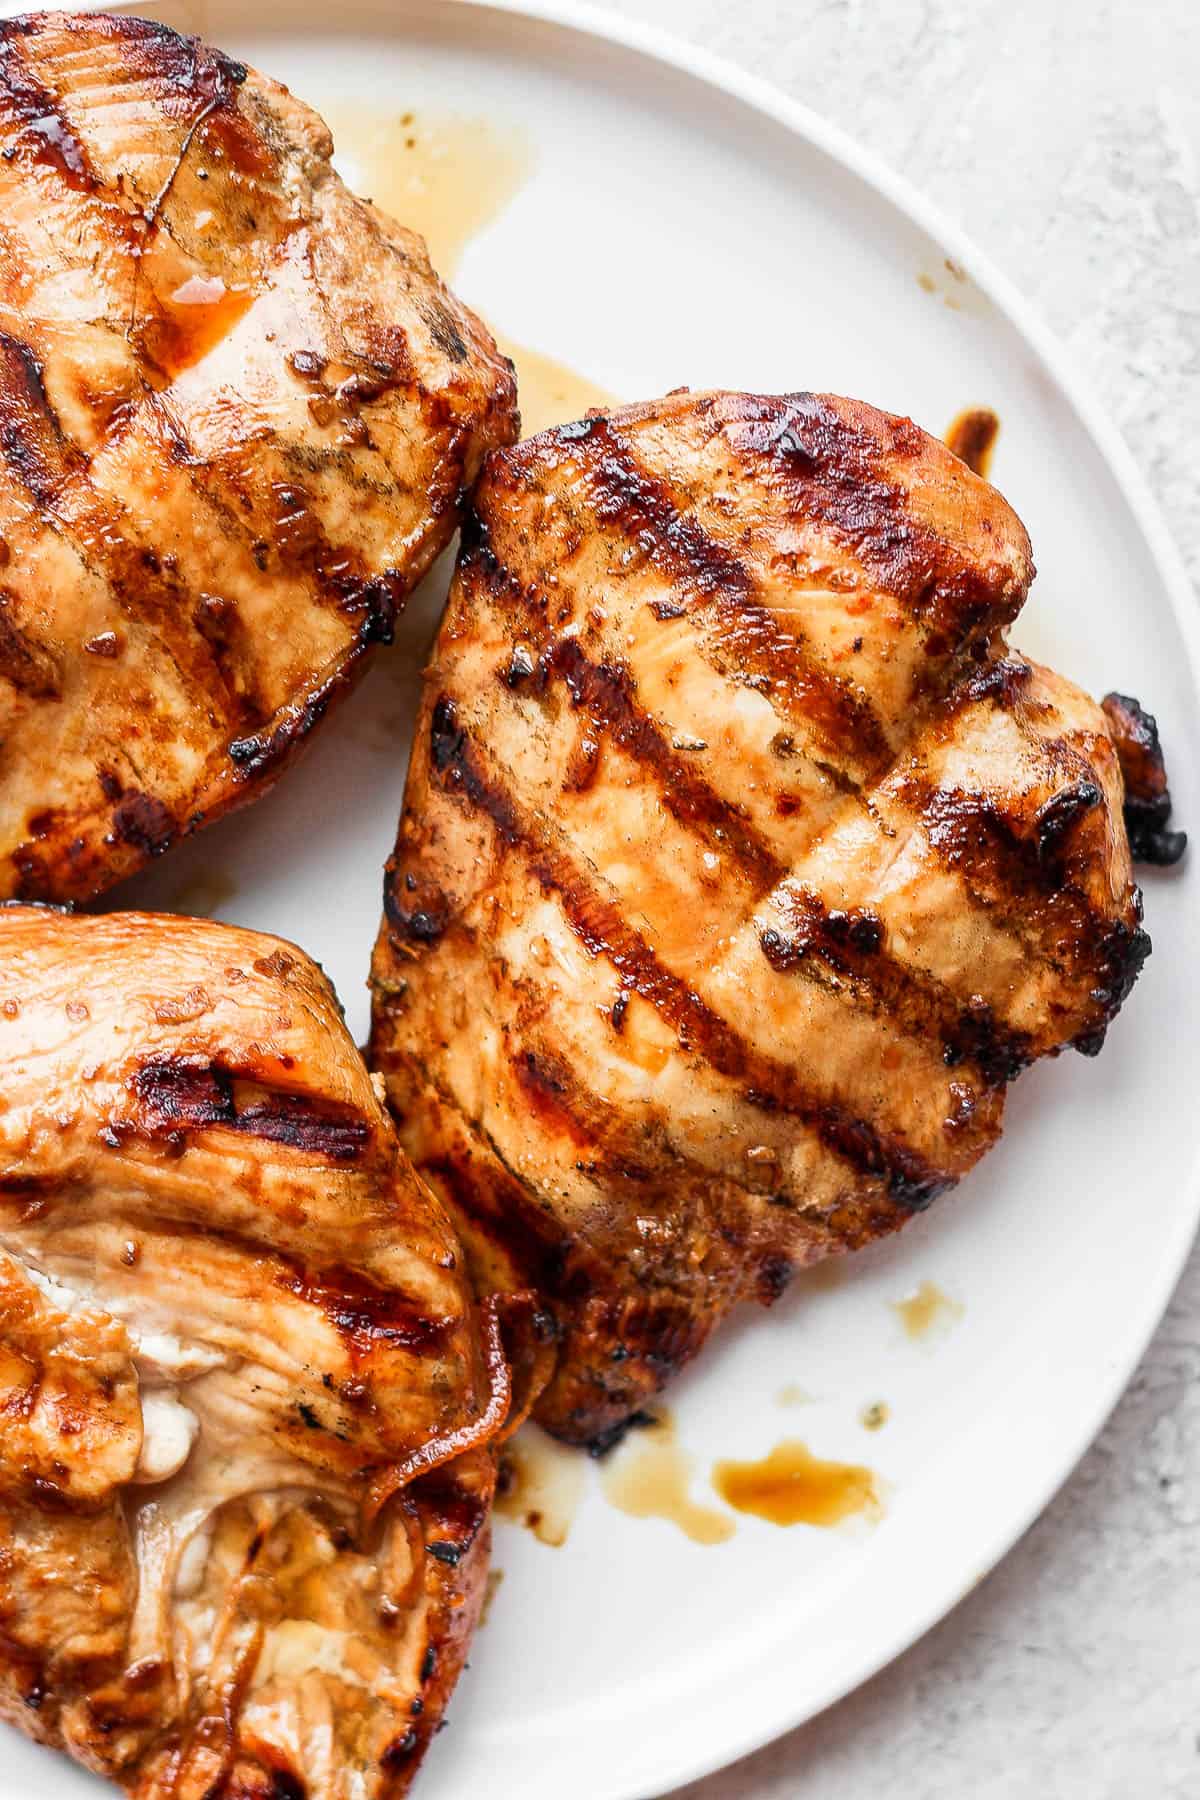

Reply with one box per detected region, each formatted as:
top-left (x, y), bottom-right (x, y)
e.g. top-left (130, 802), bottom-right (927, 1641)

top-left (8, 3), bottom-right (1200, 1797)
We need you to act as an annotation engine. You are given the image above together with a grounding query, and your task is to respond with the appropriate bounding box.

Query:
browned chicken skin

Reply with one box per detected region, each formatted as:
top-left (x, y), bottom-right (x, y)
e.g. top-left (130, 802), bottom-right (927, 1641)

top-left (0, 12), bottom-right (517, 903)
top-left (370, 389), bottom-right (1164, 1449)
top-left (0, 909), bottom-right (508, 1797)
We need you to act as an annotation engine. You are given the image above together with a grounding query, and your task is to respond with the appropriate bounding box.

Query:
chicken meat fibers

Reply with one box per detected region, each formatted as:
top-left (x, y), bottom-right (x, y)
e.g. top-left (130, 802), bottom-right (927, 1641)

top-left (0, 910), bottom-right (513, 1797)
top-left (370, 390), bottom-right (1183, 1449)
top-left (0, 12), bottom-right (517, 903)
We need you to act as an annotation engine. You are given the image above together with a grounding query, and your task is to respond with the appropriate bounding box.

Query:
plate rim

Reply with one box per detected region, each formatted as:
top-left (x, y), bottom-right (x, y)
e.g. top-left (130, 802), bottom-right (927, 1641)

top-left (36, 1), bottom-right (1200, 1794)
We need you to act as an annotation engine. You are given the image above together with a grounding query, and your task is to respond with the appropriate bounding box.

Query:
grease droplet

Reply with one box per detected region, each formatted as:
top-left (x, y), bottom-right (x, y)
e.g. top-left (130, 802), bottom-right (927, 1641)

top-left (713, 1440), bottom-right (883, 1529)
top-left (495, 1426), bottom-right (585, 1548)
top-left (602, 1412), bottom-right (733, 1546)
top-left (892, 1280), bottom-right (963, 1343)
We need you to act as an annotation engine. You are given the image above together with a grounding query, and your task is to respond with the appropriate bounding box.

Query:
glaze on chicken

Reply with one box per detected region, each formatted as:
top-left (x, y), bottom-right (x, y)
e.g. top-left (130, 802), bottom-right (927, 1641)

top-left (370, 390), bottom-right (1169, 1448)
top-left (0, 12), bottom-right (517, 903)
top-left (0, 909), bottom-right (509, 1796)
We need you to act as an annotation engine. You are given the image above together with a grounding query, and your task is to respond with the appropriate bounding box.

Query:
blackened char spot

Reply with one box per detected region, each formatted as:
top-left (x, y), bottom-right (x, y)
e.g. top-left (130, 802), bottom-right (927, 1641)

top-left (585, 1408), bottom-right (658, 1460)
top-left (425, 1541), bottom-right (462, 1566)
top-left (1034, 780), bottom-right (1102, 863)
top-left (756, 1254), bottom-right (794, 1303)
top-left (101, 13), bottom-right (248, 113)
top-left (1072, 915), bottom-right (1152, 1057)
top-left (1102, 691), bottom-right (1188, 867)
top-left (383, 872), bottom-right (448, 947)
top-left (110, 790), bottom-right (175, 857)
top-left (953, 656), bottom-right (1032, 709)
top-left (268, 1774), bottom-right (305, 1800)
top-left (380, 1728), bottom-right (419, 1769)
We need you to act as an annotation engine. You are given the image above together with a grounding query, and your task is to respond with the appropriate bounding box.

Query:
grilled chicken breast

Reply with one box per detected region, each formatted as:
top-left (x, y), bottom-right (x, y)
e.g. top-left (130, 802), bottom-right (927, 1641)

top-left (0, 12), bottom-right (517, 903)
top-left (0, 909), bottom-right (510, 1797)
top-left (369, 389), bottom-right (1170, 1448)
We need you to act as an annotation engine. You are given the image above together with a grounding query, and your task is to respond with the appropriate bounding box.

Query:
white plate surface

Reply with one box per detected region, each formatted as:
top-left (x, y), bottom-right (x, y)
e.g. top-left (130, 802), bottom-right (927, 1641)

top-left (7, 3), bottom-right (1200, 1797)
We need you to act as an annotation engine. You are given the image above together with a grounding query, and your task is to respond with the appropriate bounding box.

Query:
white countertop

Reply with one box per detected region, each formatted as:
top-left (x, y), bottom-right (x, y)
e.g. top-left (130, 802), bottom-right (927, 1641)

top-left (585, 2), bottom-right (1200, 1794)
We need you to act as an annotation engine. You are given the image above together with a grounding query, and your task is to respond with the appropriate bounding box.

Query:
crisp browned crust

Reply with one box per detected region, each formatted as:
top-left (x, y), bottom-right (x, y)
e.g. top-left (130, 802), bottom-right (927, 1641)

top-left (0, 908), bottom-right (503, 1796)
top-left (1101, 691), bottom-right (1188, 867)
top-left (370, 389), bottom-right (1148, 1447)
top-left (0, 12), bottom-right (517, 902)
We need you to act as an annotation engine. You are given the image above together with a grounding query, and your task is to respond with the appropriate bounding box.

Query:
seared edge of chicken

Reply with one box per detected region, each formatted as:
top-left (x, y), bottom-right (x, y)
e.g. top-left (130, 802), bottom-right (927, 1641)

top-left (0, 13), bottom-right (517, 903)
top-left (0, 908), bottom-right (507, 1797)
top-left (370, 389), bottom-right (1156, 1448)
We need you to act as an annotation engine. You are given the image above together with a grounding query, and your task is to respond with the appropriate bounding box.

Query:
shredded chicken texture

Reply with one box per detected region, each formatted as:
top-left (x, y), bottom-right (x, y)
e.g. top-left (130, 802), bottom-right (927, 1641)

top-left (370, 389), bottom-right (1155, 1448)
top-left (0, 11), bottom-right (517, 903)
top-left (0, 909), bottom-right (502, 1797)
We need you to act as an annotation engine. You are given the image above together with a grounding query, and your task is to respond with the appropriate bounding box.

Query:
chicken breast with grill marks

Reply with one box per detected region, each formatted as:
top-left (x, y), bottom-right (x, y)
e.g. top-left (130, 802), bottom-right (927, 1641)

top-left (0, 12), bottom-right (517, 903)
top-left (0, 909), bottom-right (512, 1798)
top-left (370, 389), bottom-right (1181, 1449)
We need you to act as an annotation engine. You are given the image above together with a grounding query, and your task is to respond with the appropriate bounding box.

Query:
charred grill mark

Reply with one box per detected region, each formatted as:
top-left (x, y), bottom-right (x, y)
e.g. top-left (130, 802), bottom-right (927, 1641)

top-left (760, 890), bottom-right (1032, 1087)
top-left (0, 591), bottom-right (61, 698)
top-left (92, 13), bottom-right (248, 120)
top-left (716, 392), bottom-right (1030, 649)
top-left (543, 640), bottom-right (783, 887)
top-left (0, 29), bottom-right (95, 190)
top-left (1102, 692), bottom-right (1187, 867)
top-left (130, 1058), bottom-right (371, 1161)
top-left (541, 414), bottom-right (752, 598)
top-left (0, 368), bottom-right (268, 737)
top-left (421, 1141), bottom-right (568, 1297)
top-left (909, 776), bottom-right (1106, 898)
top-left (524, 417), bottom-right (889, 768)
top-left (1034, 779), bottom-right (1103, 862)
top-left (901, 770), bottom-right (1152, 1043)
top-left (98, 12), bottom-right (265, 201)
top-left (275, 1266), bottom-right (450, 1356)
top-left (458, 555), bottom-right (790, 889)
top-left (702, 592), bottom-right (891, 769)
top-left (502, 1035), bottom-right (832, 1230)
top-left (0, 333), bottom-right (78, 509)
top-left (427, 697), bottom-right (952, 1210)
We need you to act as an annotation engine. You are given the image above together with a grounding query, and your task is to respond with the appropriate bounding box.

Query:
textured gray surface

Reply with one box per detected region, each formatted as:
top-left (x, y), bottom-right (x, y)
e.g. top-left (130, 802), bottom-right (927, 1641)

top-left (582, 3), bottom-right (1200, 1796)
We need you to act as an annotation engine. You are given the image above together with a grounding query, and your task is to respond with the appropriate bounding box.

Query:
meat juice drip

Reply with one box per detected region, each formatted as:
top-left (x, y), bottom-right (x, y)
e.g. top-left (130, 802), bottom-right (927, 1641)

top-left (601, 1411), bottom-right (734, 1546)
top-left (495, 1425), bottom-right (585, 1548)
top-left (322, 106), bottom-right (615, 434)
top-left (945, 407), bottom-right (1000, 479)
top-left (713, 1441), bottom-right (883, 1529)
top-left (142, 275), bottom-right (255, 379)
top-left (892, 1279), bottom-right (963, 1342)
